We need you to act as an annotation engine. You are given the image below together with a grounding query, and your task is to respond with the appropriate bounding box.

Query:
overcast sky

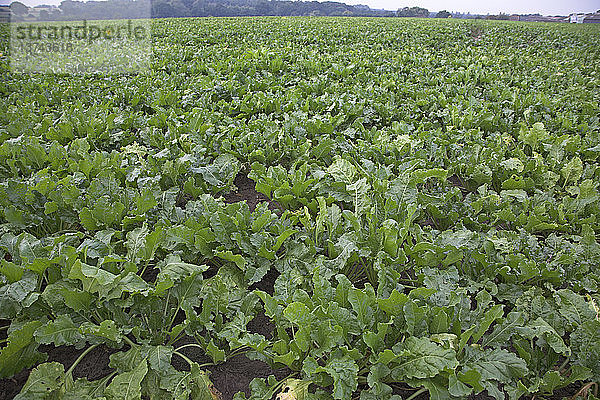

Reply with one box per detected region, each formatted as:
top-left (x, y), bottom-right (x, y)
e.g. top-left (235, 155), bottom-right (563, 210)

top-left (2, 0), bottom-right (598, 15)
top-left (353, 0), bottom-right (599, 15)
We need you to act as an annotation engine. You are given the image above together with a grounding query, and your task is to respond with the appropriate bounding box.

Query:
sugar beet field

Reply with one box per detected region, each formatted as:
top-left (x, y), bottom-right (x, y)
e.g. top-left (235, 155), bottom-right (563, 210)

top-left (1, 17), bottom-right (600, 400)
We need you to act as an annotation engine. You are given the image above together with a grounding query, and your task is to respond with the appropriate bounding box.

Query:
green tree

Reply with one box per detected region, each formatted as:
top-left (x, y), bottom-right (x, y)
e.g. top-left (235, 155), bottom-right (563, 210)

top-left (38, 9), bottom-right (49, 20)
top-left (435, 10), bottom-right (451, 18)
top-left (396, 6), bottom-right (429, 17)
top-left (10, 1), bottom-right (29, 15)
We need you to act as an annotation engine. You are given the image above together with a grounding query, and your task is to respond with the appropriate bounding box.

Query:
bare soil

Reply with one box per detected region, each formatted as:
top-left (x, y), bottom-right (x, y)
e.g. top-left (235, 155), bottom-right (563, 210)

top-left (0, 342), bottom-right (116, 400)
top-left (0, 313), bottom-right (285, 400)
top-left (224, 173), bottom-right (281, 214)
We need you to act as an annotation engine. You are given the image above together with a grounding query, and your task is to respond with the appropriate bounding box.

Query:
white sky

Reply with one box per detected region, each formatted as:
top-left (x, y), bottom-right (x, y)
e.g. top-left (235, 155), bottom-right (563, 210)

top-left (354, 0), bottom-right (599, 15)
top-left (2, 0), bottom-right (599, 15)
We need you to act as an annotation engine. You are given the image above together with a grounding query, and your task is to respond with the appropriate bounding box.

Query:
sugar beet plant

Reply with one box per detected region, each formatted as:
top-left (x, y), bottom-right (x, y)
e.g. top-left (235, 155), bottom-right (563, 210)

top-left (1, 16), bottom-right (600, 400)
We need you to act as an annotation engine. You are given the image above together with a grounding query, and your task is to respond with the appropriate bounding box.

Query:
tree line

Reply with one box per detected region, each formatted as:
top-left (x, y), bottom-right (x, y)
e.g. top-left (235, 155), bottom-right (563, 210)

top-left (8, 0), bottom-right (461, 20)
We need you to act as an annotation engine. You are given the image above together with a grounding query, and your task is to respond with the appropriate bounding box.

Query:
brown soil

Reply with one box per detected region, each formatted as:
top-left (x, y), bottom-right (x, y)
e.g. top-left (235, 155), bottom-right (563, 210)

top-left (0, 343), bottom-right (116, 400)
top-left (171, 330), bottom-right (289, 400)
top-left (1, 329), bottom-right (286, 400)
top-left (447, 174), bottom-right (470, 195)
top-left (207, 355), bottom-right (289, 399)
top-left (249, 266), bottom-right (279, 296)
top-left (224, 173), bottom-right (281, 214)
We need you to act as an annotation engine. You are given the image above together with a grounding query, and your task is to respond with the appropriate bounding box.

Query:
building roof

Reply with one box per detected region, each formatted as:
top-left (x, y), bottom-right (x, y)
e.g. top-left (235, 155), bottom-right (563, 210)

top-left (521, 15), bottom-right (560, 22)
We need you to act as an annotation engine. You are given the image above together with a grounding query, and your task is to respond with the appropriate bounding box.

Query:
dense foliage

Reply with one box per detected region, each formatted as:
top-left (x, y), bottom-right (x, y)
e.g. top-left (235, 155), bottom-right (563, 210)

top-left (1, 17), bottom-right (600, 400)
top-left (14, 0), bottom-right (396, 21)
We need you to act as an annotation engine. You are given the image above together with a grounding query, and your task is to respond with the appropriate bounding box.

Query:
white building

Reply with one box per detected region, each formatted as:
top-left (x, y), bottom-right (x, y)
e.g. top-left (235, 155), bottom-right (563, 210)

top-left (569, 13), bottom-right (585, 23)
